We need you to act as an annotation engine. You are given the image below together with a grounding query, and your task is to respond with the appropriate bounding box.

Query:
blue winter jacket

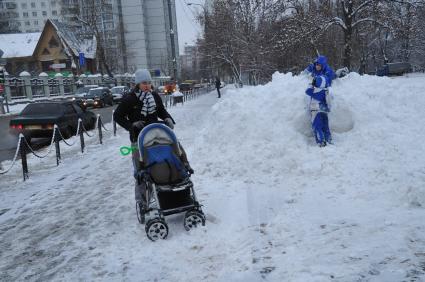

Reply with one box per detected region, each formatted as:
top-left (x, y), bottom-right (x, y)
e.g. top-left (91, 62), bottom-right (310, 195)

top-left (305, 75), bottom-right (330, 113)
top-left (305, 56), bottom-right (336, 86)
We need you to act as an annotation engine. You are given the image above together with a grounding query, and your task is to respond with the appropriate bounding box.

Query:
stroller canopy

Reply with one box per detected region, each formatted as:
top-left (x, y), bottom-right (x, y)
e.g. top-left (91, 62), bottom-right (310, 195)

top-left (138, 123), bottom-right (178, 161)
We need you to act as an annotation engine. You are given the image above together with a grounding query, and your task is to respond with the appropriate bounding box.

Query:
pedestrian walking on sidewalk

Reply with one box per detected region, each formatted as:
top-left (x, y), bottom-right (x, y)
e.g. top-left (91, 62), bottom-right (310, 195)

top-left (215, 77), bottom-right (222, 98)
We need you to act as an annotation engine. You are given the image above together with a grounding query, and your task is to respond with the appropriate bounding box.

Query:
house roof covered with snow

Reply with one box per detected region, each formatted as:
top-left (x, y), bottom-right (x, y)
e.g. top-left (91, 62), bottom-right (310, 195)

top-left (0, 33), bottom-right (41, 58)
top-left (49, 20), bottom-right (97, 59)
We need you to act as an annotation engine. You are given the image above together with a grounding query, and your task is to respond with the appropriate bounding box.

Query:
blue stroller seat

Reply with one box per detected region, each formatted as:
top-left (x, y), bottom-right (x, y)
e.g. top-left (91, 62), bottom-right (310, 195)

top-left (136, 123), bottom-right (205, 241)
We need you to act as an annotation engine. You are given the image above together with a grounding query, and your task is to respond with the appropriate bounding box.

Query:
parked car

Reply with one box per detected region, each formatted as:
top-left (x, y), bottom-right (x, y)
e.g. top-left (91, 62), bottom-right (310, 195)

top-left (110, 86), bottom-right (129, 103)
top-left (377, 62), bottom-right (412, 76)
top-left (83, 87), bottom-right (114, 108)
top-left (9, 102), bottom-right (96, 143)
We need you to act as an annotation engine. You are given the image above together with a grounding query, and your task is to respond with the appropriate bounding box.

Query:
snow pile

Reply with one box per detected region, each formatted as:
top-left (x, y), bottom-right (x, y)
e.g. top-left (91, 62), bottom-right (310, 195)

top-left (188, 72), bottom-right (425, 280)
top-left (172, 91), bottom-right (184, 97)
top-left (1, 74), bottom-right (425, 281)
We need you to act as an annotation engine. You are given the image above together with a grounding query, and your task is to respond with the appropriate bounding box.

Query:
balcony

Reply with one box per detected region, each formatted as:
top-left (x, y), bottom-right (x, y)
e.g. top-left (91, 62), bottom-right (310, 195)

top-left (5, 2), bottom-right (17, 9)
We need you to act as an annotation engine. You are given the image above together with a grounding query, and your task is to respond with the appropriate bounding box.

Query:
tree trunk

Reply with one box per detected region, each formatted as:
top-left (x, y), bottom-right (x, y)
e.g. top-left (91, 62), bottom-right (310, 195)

top-left (343, 28), bottom-right (353, 69)
top-left (342, 1), bottom-right (353, 70)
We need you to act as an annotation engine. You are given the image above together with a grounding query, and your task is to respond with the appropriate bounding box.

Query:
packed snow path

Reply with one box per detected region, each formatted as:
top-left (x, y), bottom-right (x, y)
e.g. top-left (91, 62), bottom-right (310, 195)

top-left (1, 74), bottom-right (425, 281)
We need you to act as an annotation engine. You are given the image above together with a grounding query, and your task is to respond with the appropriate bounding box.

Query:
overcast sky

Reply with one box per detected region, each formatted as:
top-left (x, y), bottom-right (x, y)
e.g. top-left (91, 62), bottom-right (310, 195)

top-left (175, 0), bottom-right (205, 54)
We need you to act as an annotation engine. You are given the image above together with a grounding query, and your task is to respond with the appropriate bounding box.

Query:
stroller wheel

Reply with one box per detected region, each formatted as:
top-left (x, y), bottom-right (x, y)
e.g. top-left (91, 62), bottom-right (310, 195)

top-left (145, 218), bottom-right (168, 241)
top-left (136, 202), bottom-right (145, 224)
top-left (184, 210), bottom-right (206, 231)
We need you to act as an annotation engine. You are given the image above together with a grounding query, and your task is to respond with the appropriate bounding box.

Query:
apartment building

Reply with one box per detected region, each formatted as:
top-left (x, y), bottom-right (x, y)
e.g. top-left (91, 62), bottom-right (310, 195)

top-left (0, 0), bottom-right (62, 33)
top-left (118, 0), bottom-right (179, 77)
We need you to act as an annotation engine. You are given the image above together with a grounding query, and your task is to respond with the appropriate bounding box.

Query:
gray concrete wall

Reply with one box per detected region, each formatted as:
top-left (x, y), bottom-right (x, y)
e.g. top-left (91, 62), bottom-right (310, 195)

top-left (121, 0), bottom-right (149, 71)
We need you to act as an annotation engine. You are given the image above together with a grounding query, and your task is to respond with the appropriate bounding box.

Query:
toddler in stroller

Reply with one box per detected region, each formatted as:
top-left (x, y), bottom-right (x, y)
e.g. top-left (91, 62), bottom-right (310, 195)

top-left (135, 123), bottom-right (205, 241)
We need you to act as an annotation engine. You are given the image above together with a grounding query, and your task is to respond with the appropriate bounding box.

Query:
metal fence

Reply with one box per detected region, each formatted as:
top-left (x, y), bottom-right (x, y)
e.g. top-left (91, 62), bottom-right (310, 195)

top-left (48, 78), bottom-right (60, 97)
top-left (31, 78), bottom-right (45, 98)
top-left (63, 78), bottom-right (73, 95)
top-left (1, 72), bottom-right (214, 104)
top-left (8, 77), bottom-right (26, 99)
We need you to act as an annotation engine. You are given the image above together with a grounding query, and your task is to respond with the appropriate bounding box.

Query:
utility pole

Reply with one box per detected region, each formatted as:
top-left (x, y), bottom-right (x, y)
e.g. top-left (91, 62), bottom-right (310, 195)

top-left (166, 0), bottom-right (177, 80)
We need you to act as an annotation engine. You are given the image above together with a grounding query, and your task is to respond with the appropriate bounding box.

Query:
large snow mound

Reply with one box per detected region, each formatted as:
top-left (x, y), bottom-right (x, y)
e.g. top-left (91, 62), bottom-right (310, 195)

top-left (188, 73), bottom-right (425, 280)
top-left (194, 72), bottom-right (425, 206)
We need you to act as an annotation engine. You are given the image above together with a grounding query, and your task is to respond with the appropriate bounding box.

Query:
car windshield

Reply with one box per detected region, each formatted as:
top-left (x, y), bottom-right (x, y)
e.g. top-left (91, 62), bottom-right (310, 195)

top-left (86, 89), bottom-right (103, 98)
top-left (75, 87), bottom-right (93, 94)
top-left (21, 103), bottom-right (64, 116)
top-left (111, 87), bottom-right (124, 94)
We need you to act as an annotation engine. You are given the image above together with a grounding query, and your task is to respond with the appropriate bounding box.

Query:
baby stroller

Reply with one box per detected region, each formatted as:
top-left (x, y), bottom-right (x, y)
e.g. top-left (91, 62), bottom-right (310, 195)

top-left (136, 123), bottom-right (205, 241)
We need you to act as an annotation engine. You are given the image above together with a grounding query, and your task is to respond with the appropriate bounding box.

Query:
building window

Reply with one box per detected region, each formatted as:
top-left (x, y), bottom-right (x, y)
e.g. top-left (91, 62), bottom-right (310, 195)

top-left (21, 3), bottom-right (27, 9)
top-left (41, 2), bottom-right (46, 7)
top-left (34, 20), bottom-right (38, 25)
top-left (23, 12), bottom-right (29, 18)
top-left (51, 1), bottom-right (56, 7)
top-left (31, 2), bottom-right (36, 8)
top-left (42, 11), bottom-right (47, 16)
top-left (52, 10), bottom-right (57, 16)
top-left (32, 12), bottom-right (37, 17)
top-left (25, 21), bottom-right (30, 26)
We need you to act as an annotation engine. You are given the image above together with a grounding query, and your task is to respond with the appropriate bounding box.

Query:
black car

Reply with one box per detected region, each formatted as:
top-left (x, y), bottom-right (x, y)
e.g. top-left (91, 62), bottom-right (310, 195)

top-left (83, 87), bottom-right (114, 108)
top-left (110, 86), bottom-right (129, 103)
top-left (9, 102), bottom-right (97, 143)
top-left (179, 83), bottom-right (193, 92)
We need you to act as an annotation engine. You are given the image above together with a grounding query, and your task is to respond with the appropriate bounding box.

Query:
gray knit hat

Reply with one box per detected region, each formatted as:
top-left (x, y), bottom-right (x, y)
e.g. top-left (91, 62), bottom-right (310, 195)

top-left (134, 69), bottom-right (152, 84)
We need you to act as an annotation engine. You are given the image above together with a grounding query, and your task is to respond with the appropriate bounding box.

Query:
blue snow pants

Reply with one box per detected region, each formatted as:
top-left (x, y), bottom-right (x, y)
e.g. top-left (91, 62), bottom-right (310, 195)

top-left (311, 111), bottom-right (331, 144)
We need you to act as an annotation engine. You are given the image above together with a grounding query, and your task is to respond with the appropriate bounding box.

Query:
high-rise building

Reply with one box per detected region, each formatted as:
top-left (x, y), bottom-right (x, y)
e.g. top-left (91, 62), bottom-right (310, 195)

top-left (117, 0), bottom-right (179, 77)
top-left (0, 0), bottom-right (63, 33)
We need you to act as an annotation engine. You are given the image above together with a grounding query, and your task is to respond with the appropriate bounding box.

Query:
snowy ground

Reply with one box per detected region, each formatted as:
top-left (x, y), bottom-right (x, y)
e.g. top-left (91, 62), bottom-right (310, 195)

top-left (1, 74), bottom-right (425, 282)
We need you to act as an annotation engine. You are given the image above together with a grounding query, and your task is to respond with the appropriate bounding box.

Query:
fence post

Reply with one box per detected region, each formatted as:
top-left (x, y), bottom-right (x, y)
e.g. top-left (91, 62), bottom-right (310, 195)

top-left (97, 115), bottom-right (103, 144)
top-left (69, 74), bottom-right (76, 93)
top-left (19, 135), bottom-right (29, 181)
top-left (4, 72), bottom-right (12, 104)
top-left (79, 74), bottom-right (87, 85)
top-left (39, 72), bottom-right (50, 98)
top-left (112, 110), bottom-right (116, 136)
top-left (54, 126), bottom-right (61, 165)
top-left (79, 120), bottom-right (85, 153)
top-left (55, 73), bottom-right (64, 97)
top-left (20, 71), bottom-right (32, 100)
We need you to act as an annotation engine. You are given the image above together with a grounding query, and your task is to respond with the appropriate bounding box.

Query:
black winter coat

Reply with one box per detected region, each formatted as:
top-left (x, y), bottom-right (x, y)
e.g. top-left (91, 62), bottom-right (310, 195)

top-left (113, 89), bottom-right (174, 142)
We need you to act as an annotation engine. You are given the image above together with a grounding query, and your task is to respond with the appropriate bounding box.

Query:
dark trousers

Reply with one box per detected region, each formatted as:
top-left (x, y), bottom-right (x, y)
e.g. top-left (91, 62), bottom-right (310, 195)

top-left (216, 87), bottom-right (221, 98)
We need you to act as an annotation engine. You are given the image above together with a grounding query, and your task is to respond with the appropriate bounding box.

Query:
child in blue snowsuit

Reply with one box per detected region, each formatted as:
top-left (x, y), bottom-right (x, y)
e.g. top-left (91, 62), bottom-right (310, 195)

top-left (304, 55), bottom-right (336, 86)
top-left (305, 75), bottom-right (332, 147)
